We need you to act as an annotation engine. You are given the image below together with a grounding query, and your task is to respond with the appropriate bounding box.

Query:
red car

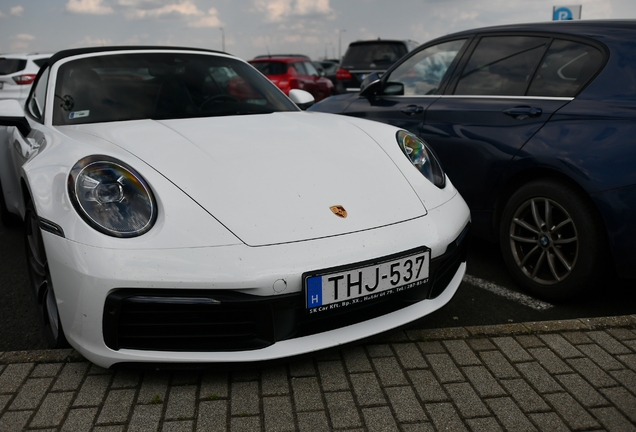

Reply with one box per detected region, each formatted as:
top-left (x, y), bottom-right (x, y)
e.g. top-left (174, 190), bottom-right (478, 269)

top-left (249, 55), bottom-right (335, 102)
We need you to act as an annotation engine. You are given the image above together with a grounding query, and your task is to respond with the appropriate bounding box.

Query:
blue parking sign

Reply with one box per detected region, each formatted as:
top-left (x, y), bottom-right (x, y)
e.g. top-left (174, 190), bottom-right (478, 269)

top-left (553, 5), bottom-right (581, 20)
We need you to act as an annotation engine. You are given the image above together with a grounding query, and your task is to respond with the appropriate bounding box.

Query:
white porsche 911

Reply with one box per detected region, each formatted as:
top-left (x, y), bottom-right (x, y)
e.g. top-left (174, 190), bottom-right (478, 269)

top-left (0, 47), bottom-right (470, 369)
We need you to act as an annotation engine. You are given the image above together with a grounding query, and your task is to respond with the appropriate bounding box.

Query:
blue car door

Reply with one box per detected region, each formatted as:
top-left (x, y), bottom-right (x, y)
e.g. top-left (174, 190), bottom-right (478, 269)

top-left (342, 39), bottom-right (470, 137)
top-left (420, 35), bottom-right (584, 225)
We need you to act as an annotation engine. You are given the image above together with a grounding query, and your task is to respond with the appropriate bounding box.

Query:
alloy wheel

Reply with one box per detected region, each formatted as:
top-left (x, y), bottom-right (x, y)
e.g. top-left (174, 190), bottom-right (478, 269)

top-left (508, 197), bottom-right (579, 285)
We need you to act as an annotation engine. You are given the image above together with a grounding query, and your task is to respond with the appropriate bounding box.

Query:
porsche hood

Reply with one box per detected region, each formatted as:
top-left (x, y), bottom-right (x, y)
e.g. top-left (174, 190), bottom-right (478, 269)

top-left (64, 113), bottom-right (427, 246)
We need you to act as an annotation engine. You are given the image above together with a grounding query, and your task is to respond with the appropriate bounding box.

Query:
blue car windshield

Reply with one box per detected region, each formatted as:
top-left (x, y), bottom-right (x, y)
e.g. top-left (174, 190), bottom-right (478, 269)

top-left (53, 52), bottom-right (299, 126)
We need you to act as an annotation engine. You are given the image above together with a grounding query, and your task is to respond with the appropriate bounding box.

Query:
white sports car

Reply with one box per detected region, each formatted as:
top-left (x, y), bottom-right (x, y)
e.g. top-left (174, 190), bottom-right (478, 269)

top-left (0, 47), bottom-right (470, 369)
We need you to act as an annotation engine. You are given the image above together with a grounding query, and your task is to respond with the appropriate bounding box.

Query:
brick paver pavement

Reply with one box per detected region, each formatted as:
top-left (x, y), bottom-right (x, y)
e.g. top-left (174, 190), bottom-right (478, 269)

top-left (1, 316), bottom-right (635, 431)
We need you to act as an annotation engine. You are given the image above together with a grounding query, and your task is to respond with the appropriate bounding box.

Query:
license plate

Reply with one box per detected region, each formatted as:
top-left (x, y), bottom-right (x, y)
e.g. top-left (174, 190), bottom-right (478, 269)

top-left (304, 247), bottom-right (430, 314)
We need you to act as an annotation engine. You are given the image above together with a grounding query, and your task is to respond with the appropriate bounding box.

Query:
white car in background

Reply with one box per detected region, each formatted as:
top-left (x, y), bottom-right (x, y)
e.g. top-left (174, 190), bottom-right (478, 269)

top-left (0, 46), bottom-right (470, 369)
top-left (0, 53), bottom-right (51, 105)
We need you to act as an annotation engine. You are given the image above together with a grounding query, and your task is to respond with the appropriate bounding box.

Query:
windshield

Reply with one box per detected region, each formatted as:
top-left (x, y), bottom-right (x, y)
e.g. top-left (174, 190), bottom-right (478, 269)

top-left (53, 52), bottom-right (299, 126)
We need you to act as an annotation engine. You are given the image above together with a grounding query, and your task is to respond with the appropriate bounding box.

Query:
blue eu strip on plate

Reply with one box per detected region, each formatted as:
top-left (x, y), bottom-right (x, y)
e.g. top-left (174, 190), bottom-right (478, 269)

top-left (306, 276), bottom-right (323, 308)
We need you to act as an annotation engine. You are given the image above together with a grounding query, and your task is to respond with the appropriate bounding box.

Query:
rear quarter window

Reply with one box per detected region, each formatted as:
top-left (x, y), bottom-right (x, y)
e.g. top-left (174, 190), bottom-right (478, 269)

top-left (0, 58), bottom-right (27, 75)
top-left (527, 39), bottom-right (604, 97)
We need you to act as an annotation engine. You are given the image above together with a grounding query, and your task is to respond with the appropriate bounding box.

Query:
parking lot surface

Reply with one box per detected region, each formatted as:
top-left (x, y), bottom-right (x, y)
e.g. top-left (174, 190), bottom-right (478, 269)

top-left (1, 315), bottom-right (635, 431)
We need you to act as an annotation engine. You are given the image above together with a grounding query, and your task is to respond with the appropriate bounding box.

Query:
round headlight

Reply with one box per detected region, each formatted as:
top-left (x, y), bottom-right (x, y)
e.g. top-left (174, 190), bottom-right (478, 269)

top-left (68, 156), bottom-right (157, 237)
top-left (397, 130), bottom-right (446, 189)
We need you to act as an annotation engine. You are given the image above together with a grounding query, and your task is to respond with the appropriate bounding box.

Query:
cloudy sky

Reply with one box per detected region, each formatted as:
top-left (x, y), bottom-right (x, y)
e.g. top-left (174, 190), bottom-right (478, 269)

top-left (1, 0), bottom-right (635, 61)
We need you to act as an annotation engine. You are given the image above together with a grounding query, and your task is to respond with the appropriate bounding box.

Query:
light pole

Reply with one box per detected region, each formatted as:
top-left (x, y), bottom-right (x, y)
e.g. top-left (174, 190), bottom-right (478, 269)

top-left (220, 27), bottom-right (225, 52)
top-left (338, 29), bottom-right (346, 61)
top-left (325, 42), bottom-right (334, 60)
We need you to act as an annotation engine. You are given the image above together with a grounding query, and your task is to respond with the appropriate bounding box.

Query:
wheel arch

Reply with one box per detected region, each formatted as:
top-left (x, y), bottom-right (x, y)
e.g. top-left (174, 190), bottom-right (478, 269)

top-left (493, 167), bottom-right (608, 246)
top-left (20, 177), bottom-right (33, 219)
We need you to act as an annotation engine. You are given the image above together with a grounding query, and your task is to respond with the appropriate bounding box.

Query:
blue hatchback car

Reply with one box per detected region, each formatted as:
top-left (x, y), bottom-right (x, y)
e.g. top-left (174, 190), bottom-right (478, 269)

top-left (310, 20), bottom-right (636, 300)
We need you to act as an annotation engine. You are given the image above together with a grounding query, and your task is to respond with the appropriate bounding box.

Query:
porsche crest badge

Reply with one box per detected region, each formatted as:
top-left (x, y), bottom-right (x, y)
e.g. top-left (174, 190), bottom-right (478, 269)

top-left (330, 205), bottom-right (347, 218)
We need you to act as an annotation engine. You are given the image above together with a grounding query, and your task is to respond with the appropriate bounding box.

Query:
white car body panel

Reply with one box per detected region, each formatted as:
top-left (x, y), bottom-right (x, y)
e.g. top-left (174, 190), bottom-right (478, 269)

top-left (59, 113), bottom-right (427, 246)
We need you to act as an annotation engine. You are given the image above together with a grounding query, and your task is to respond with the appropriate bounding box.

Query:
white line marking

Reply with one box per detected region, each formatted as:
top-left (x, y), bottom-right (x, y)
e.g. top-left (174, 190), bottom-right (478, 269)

top-left (462, 274), bottom-right (554, 311)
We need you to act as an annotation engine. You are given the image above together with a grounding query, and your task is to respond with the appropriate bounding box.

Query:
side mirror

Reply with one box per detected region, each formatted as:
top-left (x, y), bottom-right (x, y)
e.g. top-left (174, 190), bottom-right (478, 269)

top-left (359, 73), bottom-right (381, 95)
top-left (0, 99), bottom-right (31, 136)
top-left (289, 89), bottom-right (315, 110)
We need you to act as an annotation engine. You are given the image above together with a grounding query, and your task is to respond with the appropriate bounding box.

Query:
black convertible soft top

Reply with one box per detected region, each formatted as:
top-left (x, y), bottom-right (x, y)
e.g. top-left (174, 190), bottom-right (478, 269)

top-left (46, 45), bottom-right (225, 67)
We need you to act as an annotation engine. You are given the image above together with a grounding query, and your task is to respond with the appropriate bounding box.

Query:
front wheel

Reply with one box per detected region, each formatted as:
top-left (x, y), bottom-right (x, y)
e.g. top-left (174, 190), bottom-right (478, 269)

top-left (25, 201), bottom-right (69, 348)
top-left (0, 178), bottom-right (20, 227)
top-left (499, 179), bottom-right (607, 301)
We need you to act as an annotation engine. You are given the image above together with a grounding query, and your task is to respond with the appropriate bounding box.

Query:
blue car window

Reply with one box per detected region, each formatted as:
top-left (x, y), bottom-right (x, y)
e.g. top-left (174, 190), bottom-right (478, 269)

top-left (527, 39), bottom-right (604, 97)
top-left (386, 39), bottom-right (467, 96)
top-left (455, 36), bottom-right (549, 96)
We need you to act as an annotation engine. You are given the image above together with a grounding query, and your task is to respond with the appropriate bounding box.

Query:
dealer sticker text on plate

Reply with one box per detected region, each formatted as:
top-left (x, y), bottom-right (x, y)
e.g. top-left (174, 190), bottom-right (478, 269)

top-left (306, 249), bottom-right (430, 313)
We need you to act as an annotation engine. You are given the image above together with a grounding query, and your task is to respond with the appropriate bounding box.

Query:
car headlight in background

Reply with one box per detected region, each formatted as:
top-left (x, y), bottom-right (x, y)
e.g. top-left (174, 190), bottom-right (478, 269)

top-left (397, 130), bottom-right (446, 189)
top-left (68, 156), bottom-right (157, 237)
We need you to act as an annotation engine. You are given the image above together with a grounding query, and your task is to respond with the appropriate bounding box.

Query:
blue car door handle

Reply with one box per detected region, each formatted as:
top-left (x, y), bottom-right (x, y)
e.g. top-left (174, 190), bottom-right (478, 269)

top-left (400, 105), bottom-right (424, 116)
top-left (503, 106), bottom-right (542, 119)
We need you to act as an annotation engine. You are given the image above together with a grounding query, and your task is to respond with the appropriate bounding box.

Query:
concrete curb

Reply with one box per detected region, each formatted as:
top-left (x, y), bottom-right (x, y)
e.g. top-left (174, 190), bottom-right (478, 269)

top-left (2, 315), bottom-right (635, 365)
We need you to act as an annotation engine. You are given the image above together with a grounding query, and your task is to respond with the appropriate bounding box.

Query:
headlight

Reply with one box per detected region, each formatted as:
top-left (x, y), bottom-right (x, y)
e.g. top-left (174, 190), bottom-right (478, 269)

top-left (397, 130), bottom-right (446, 189)
top-left (68, 155), bottom-right (157, 237)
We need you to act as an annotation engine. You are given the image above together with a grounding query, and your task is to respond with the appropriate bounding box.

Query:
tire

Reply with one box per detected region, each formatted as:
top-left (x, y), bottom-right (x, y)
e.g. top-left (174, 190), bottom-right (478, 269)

top-left (24, 200), bottom-right (70, 348)
top-left (0, 179), bottom-right (20, 227)
top-left (499, 179), bottom-right (607, 301)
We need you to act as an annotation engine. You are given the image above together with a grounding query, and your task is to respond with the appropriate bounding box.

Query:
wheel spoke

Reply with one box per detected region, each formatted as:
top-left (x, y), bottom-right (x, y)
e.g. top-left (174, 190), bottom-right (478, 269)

top-left (27, 229), bottom-right (48, 275)
top-left (36, 279), bottom-right (48, 302)
top-left (531, 250), bottom-right (547, 279)
top-left (510, 234), bottom-right (537, 244)
top-left (552, 217), bottom-right (573, 233)
top-left (27, 222), bottom-right (46, 264)
top-left (553, 236), bottom-right (577, 245)
top-left (544, 199), bottom-right (553, 230)
top-left (29, 252), bottom-right (47, 277)
top-left (530, 199), bottom-right (545, 231)
top-left (546, 250), bottom-right (561, 282)
top-left (520, 245), bottom-right (540, 267)
top-left (513, 218), bottom-right (539, 235)
top-left (552, 246), bottom-right (573, 272)
top-left (45, 288), bottom-right (60, 338)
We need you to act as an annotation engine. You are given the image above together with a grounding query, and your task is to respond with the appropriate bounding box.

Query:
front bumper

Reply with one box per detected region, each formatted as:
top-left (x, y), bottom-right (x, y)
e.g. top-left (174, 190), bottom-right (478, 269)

top-left (43, 192), bottom-right (470, 368)
top-left (103, 224), bottom-right (468, 353)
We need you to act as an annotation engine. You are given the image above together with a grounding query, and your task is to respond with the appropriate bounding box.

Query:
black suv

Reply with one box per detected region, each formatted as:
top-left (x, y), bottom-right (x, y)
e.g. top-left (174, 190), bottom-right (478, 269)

top-left (336, 39), bottom-right (418, 93)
